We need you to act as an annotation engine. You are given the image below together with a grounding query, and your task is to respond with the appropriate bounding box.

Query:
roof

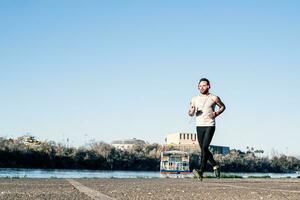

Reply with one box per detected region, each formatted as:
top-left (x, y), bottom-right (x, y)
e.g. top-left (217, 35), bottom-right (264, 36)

top-left (111, 138), bottom-right (146, 145)
top-left (162, 150), bottom-right (189, 155)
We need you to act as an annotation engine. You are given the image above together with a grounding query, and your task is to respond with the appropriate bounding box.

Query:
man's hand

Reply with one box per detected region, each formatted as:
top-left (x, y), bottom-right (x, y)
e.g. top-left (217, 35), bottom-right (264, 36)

top-left (209, 96), bottom-right (226, 119)
top-left (188, 105), bottom-right (195, 117)
top-left (209, 112), bottom-right (218, 119)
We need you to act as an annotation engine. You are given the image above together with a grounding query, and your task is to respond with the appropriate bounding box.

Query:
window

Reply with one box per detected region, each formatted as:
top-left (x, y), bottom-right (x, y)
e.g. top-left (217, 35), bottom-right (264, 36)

top-left (183, 134), bottom-right (185, 139)
top-left (180, 133), bottom-right (182, 139)
top-left (187, 134), bottom-right (189, 139)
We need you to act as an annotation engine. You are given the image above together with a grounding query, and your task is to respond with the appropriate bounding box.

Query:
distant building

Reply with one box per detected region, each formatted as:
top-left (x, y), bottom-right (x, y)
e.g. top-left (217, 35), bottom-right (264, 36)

top-left (16, 135), bottom-right (41, 147)
top-left (209, 145), bottom-right (230, 155)
top-left (165, 132), bottom-right (230, 155)
top-left (165, 132), bottom-right (199, 152)
top-left (111, 138), bottom-right (146, 150)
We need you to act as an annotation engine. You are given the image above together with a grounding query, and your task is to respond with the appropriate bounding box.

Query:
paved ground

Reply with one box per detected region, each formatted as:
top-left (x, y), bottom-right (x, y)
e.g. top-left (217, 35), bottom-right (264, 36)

top-left (1, 178), bottom-right (300, 200)
top-left (0, 179), bottom-right (91, 200)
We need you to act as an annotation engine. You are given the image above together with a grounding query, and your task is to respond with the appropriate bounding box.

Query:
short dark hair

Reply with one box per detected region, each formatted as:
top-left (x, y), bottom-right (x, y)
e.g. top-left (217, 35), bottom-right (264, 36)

top-left (199, 78), bottom-right (210, 86)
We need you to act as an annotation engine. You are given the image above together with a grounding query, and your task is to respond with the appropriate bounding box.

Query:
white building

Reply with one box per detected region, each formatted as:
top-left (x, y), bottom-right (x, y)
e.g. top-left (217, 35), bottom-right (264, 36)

top-left (165, 133), bottom-right (230, 155)
top-left (111, 138), bottom-right (146, 150)
top-left (165, 133), bottom-right (198, 145)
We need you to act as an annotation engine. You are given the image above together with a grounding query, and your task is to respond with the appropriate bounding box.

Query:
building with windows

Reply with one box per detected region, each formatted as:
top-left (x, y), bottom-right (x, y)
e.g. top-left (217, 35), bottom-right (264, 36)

top-left (209, 145), bottom-right (230, 155)
top-left (165, 132), bottom-right (230, 155)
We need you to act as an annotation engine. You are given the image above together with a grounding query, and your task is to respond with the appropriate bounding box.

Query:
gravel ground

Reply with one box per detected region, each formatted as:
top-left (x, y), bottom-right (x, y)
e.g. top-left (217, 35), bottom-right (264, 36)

top-left (79, 178), bottom-right (300, 200)
top-left (1, 178), bottom-right (300, 200)
top-left (0, 179), bottom-right (91, 200)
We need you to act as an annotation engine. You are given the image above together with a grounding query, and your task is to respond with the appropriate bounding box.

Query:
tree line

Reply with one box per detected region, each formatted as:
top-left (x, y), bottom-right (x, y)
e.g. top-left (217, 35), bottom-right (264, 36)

top-left (0, 136), bottom-right (299, 173)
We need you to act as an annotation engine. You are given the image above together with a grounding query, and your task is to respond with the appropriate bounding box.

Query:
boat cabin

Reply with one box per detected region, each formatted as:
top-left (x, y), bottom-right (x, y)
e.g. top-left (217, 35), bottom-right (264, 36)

top-left (160, 150), bottom-right (190, 175)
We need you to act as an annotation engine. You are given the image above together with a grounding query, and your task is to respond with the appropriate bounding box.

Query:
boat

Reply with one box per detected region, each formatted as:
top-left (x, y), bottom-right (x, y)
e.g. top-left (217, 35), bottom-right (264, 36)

top-left (160, 150), bottom-right (191, 176)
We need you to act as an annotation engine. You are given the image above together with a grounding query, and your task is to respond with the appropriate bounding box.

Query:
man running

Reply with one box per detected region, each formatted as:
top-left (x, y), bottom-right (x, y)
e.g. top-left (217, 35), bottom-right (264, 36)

top-left (188, 78), bottom-right (226, 181)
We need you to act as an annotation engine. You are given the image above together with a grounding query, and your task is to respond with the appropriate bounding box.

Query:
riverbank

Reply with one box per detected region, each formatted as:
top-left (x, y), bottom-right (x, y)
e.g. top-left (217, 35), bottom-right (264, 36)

top-left (1, 168), bottom-right (299, 179)
top-left (1, 178), bottom-right (300, 200)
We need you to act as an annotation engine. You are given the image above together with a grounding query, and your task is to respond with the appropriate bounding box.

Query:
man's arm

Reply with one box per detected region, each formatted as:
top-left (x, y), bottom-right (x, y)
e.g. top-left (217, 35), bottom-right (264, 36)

top-left (215, 96), bottom-right (226, 116)
top-left (210, 96), bottom-right (226, 119)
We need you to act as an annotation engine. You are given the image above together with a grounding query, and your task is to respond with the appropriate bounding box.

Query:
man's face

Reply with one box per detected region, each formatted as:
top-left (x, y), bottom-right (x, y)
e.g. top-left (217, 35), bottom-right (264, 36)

top-left (198, 81), bottom-right (210, 94)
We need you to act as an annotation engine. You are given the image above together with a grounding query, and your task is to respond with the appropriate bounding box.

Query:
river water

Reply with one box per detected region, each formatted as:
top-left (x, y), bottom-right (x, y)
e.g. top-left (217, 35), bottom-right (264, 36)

top-left (1, 168), bottom-right (299, 179)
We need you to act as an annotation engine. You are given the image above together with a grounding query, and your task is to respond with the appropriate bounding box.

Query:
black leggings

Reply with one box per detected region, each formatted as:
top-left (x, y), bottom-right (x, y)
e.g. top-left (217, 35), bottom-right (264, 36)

top-left (197, 126), bottom-right (217, 172)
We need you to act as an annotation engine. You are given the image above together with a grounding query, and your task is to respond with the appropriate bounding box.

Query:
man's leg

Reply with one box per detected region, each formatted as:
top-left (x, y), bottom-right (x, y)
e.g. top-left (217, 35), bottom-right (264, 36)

top-left (200, 126), bottom-right (216, 172)
top-left (193, 127), bottom-right (205, 180)
top-left (196, 126), bottom-right (205, 168)
top-left (205, 127), bottom-right (216, 166)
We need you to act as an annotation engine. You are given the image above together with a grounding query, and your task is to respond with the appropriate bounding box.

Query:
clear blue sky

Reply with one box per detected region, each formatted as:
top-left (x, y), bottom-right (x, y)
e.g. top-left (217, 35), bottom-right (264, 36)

top-left (1, 1), bottom-right (299, 156)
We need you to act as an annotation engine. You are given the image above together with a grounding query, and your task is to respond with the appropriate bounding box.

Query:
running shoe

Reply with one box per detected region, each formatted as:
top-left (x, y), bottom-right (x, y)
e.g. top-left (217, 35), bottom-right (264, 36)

top-left (192, 169), bottom-right (203, 181)
top-left (213, 165), bottom-right (221, 179)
